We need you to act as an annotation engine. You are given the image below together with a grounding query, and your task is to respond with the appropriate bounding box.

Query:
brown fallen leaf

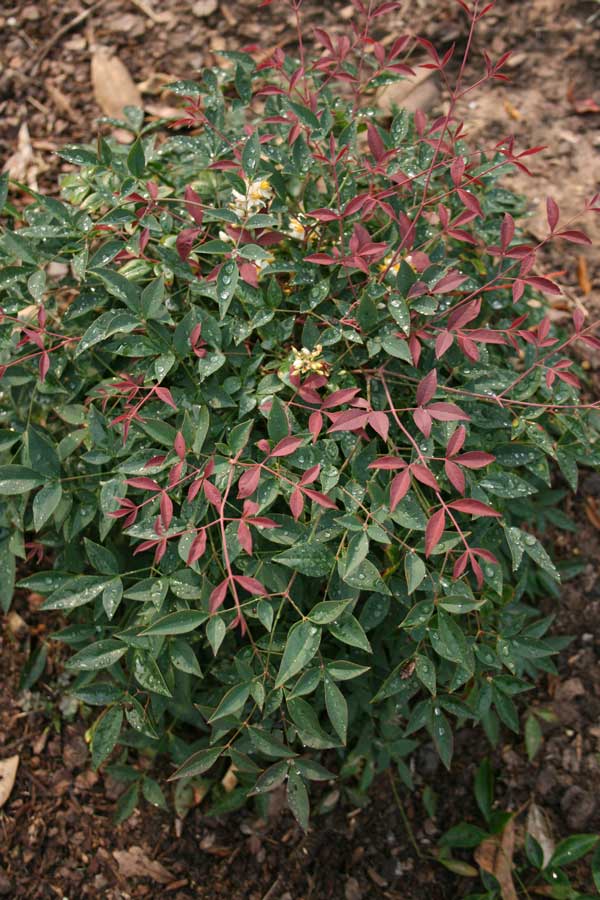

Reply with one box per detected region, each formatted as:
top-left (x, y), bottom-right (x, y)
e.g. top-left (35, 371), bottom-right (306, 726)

top-left (526, 802), bottom-right (555, 868)
top-left (221, 765), bottom-right (238, 793)
top-left (567, 83), bottom-right (600, 114)
top-left (113, 846), bottom-right (174, 884)
top-left (475, 818), bottom-right (518, 900)
top-left (192, 0), bottom-right (218, 16)
top-left (577, 255), bottom-right (592, 296)
top-left (585, 496), bottom-right (600, 530)
top-left (0, 756), bottom-right (19, 809)
top-left (503, 98), bottom-right (522, 121)
top-left (91, 47), bottom-right (143, 143)
top-left (377, 67), bottom-right (439, 116)
top-left (2, 123), bottom-right (37, 188)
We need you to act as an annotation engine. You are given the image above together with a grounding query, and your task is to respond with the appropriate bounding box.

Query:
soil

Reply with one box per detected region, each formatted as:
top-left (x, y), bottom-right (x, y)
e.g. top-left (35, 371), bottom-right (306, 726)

top-left (1, 0), bottom-right (600, 897)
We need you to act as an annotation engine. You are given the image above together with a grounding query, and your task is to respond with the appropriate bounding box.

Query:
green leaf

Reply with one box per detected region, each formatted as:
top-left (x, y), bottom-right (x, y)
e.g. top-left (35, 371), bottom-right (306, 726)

top-left (549, 834), bottom-right (599, 869)
top-left (275, 620), bottom-right (321, 688)
top-left (84, 537), bottom-right (118, 575)
top-left (75, 311), bottom-right (140, 356)
top-left (140, 610), bottom-right (208, 636)
top-left (19, 644), bottom-right (48, 690)
top-left (415, 654), bottom-right (436, 696)
top-left (287, 769), bottom-right (310, 830)
top-left (309, 599), bottom-right (352, 625)
top-left (286, 697), bottom-right (337, 749)
top-left (127, 138), bottom-right (146, 176)
top-left (250, 760), bottom-right (289, 795)
top-left (170, 639), bottom-right (202, 677)
top-left (343, 558), bottom-right (390, 595)
top-left (324, 674), bottom-right (348, 743)
top-left (248, 726), bottom-right (295, 759)
top-left (274, 542), bottom-right (335, 577)
top-left (0, 172), bottom-right (8, 212)
top-left (32, 482), bottom-right (62, 530)
top-left (326, 661), bottom-right (370, 681)
top-left (405, 552), bottom-right (426, 594)
top-left (0, 465), bottom-right (45, 495)
top-left (328, 615), bottom-right (372, 653)
top-left (474, 758), bottom-right (493, 825)
top-left (66, 639), bottom-right (127, 671)
top-left (591, 842), bottom-right (600, 892)
top-left (102, 579), bottom-right (123, 620)
top-left (382, 334), bottom-right (412, 362)
top-left (209, 683), bottom-right (250, 721)
top-left (242, 131), bottom-right (260, 177)
top-left (42, 576), bottom-right (115, 611)
top-left (142, 777), bottom-right (168, 809)
top-left (132, 650), bottom-right (172, 696)
top-left (114, 782), bottom-right (140, 824)
top-left (0, 538), bottom-right (16, 613)
top-left (343, 531), bottom-right (369, 577)
top-left (431, 705), bottom-right (453, 770)
top-left (267, 395), bottom-right (289, 443)
top-left (524, 713), bottom-right (543, 761)
top-left (169, 746), bottom-right (225, 780)
top-left (91, 706), bottom-right (123, 769)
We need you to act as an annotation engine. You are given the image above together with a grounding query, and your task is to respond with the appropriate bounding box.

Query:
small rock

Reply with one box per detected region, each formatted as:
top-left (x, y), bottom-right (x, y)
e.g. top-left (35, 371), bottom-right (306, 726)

top-left (561, 784), bottom-right (596, 830)
top-left (555, 678), bottom-right (585, 703)
top-left (345, 877), bottom-right (363, 900)
top-left (0, 869), bottom-right (13, 896)
top-left (192, 0), bottom-right (218, 16)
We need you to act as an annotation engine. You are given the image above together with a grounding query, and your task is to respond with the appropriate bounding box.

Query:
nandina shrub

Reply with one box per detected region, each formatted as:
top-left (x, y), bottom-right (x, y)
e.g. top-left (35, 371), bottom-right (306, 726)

top-left (1, 0), bottom-right (600, 826)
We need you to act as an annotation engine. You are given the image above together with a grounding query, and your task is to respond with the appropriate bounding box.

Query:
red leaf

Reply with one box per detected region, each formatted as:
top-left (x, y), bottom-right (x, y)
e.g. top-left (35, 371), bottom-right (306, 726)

top-left (321, 387), bottom-right (361, 409)
top-left (367, 122), bottom-right (386, 162)
top-left (425, 508), bottom-right (446, 557)
top-left (453, 551), bottom-right (469, 579)
top-left (390, 469), bottom-right (411, 511)
top-left (234, 575), bottom-right (266, 596)
top-left (369, 411), bottom-right (389, 441)
top-left (501, 213), bottom-right (515, 250)
top-left (209, 579), bottom-right (229, 613)
top-left (416, 370), bottom-right (437, 406)
top-left (444, 459), bottom-right (465, 494)
top-left (300, 464), bottom-right (321, 486)
top-left (435, 330), bottom-right (454, 359)
top-left (154, 386), bottom-right (177, 409)
top-left (160, 491), bottom-right (173, 529)
top-left (302, 488), bottom-right (338, 510)
top-left (247, 516), bottom-right (279, 529)
top-left (413, 407), bottom-right (432, 438)
top-left (174, 431), bottom-right (186, 460)
top-left (448, 498), bottom-right (500, 517)
top-left (327, 409), bottom-right (370, 433)
top-left (446, 425), bottom-right (466, 458)
top-left (184, 185), bottom-right (204, 226)
top-left (176, 227), bottom-right (202, 261)
top-left (187, 529), bottom-right (207, 565)
top-left (546, 196), bottom-right (559, 232)
top-left (237, 520), bottom-right (253, 555)
top-left (428, 402), bottom-right (470, 422)
top-left (309, 411), bottom-right (323, 443)
top-left (290, 487), bottom-right (304, 520)
top-left (126, 477), bottom-right (161, 491)
top-left (454, 451), bottom-right (495, 468)
top-left (203, 480), bottom-right (222, 507)
top-left (411, 464), bottom-right (440, 491)
top-left (524, 276), bottom-right (561, 296)
top-left (556, 229), bottom-right (592, 245)
top-left (433, 271), bottom-right (468, 294)
top-left (237, 465), bottom-right (261, 499)
top-left (270, 436), bottom-right (303, 457)
top-left (368, 456), bottom-right (407, 470)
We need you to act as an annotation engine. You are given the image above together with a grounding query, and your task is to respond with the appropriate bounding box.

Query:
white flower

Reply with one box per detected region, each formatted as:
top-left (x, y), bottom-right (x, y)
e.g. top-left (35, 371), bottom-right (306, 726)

top-left (288, 217), bottom-right (306, 240)
top-left (229, 178), bottom-right (274, 217)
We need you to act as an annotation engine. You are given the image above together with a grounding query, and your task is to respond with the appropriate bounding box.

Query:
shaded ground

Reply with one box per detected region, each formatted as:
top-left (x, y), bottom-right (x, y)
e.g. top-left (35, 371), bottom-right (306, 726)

top-left (1, 0), bottom-right (599, 897)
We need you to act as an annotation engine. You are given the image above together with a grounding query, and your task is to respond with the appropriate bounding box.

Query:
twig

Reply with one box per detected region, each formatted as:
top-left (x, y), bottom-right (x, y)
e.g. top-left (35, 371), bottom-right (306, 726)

top-left (30, 1), bottom-right (105, 76)
top-left (129, 0), bottom-right (166, 23)
top-left (261, 877), bottom-right (282, 900)
top-left (387, 770), bottom-right (423, 860)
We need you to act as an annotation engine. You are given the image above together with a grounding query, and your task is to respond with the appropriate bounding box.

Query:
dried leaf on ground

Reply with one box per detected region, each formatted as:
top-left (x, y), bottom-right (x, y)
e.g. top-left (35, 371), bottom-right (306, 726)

top-left (376, 68), bottom-right (439, 116)
top-left (474, 818), bottom-right (518, 900)
top-left (91, 47), bottom-right (143, 142)
top-left (0, 756), bottom-right (19, 808)
top-left (526, 803), bottom-right (555, 868)
top-left (192, 0), bottom-right (218, 16)
top-left (2, 123), bottom-right (36, 187)
top-left (113, 846), bottom-right (174, 884)
top-left (577, 256), bottom-right (592, 295)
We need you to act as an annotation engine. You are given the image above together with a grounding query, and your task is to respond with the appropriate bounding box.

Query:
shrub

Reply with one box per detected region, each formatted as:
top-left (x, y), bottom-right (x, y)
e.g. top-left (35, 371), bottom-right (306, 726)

top-left (1, 0), bottom-right (599, 827)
